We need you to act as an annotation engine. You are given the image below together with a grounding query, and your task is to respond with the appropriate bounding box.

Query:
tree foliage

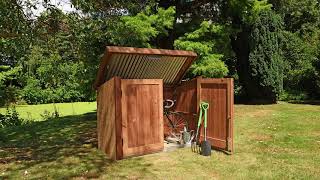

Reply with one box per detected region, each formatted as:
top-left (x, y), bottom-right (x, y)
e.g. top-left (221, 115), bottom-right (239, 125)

top-left (0, 0), bottom-right (320, 105)
top-left (110, 6), bottom-right (175, 47)
top-left (174, 21), bottom-right (231, 78)
top-left (246, 10), bottom-right (283, 102)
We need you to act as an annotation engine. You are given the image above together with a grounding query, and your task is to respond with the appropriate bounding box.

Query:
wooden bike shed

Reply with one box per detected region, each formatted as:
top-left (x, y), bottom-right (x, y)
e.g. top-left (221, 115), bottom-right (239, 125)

top-left (94, 46), bottom-right (234, 160)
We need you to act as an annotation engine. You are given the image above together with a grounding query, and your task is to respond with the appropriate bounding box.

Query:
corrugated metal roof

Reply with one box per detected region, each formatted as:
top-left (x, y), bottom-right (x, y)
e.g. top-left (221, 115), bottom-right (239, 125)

top-left (94, 46), bottom-right (197, 88)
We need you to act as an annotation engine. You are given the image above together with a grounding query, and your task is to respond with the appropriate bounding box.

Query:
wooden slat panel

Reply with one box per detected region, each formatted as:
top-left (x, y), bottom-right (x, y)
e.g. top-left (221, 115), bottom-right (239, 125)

top-left (163, 87), bottom-right (174, 100)
top-left (174, 79), bottom-right (198, 114)
top-left (121, 79), bottom-right (164, 158)
top-left (171, 77), bottom-right (234, 153)
top-left (200, 83), bottom-right (227, 149)
top-left (198, 78), bottom-right (234, 153)
top-left (97, 78), bottom-right (116, 160)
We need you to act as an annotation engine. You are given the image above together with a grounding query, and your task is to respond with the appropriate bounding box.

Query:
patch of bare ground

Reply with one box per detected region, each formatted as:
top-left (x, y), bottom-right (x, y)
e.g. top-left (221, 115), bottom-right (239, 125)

top-left (247, 109), bottom-right (274, 118)
top-left (251, 134), bottom-right (273, 141)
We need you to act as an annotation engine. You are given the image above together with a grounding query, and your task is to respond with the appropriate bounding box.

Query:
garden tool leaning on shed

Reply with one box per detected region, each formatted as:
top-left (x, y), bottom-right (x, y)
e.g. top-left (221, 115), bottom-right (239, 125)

top-left (192, 102), bottom-right (211, 156)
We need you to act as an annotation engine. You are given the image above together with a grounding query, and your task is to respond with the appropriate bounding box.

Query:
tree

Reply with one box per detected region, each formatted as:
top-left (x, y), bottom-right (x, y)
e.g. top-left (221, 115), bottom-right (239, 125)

top-left (110, 6), bottom-right (175, 47)
top-left (231, 8), bottom-right (284, 103)
top-left (174, 21), bottom-right (230, 78)
top-left (270, 0), bottom-right (320, 100)
top-left (0, 65), bottom-right (21, 106)
top-left (248, 10), bottom-right (283, 102)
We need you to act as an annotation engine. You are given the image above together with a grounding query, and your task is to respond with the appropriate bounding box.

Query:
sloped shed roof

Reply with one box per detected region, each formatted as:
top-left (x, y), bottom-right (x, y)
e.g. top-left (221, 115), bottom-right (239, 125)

top-left (94, 46), bottom-right (197, 89)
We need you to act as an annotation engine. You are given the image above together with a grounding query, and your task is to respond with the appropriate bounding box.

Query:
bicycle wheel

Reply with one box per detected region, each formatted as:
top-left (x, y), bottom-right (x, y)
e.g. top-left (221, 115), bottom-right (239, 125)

top-left (164, 112), bottom-right (188, 138)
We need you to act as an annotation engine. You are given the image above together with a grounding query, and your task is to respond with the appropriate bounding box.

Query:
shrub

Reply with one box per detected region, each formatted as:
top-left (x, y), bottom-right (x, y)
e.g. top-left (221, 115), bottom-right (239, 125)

top-left (0, 106), bottom-right (24, 128)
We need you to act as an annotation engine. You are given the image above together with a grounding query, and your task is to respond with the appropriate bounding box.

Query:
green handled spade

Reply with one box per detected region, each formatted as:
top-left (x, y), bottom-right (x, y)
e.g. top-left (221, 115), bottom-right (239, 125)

top-left (200, 102), bottom-right (211, 156)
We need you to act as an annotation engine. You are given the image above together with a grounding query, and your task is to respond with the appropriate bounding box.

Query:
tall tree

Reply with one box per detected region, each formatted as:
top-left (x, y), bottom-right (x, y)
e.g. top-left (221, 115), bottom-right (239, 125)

top-left (229, 1), bottom-right (284, 103)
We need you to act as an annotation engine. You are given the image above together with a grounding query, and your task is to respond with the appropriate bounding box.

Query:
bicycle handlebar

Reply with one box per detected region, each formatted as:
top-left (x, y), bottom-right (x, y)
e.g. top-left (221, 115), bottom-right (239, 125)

top-left (164, 99), bottom-right (175, 109)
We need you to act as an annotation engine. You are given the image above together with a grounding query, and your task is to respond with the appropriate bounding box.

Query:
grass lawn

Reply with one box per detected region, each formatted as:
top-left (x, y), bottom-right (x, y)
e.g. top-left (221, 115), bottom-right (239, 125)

top-left (0, 102), bottom-right (320, 179)
top-left (0, 102), bottom-right (96, 120)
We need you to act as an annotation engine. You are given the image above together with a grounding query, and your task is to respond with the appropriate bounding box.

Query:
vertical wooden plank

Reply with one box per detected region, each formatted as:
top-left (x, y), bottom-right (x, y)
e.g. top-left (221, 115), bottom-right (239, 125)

top-left (196, 77), bottom-right (202, 135)
top-left (196, 76), bottom-right (202, 115)
top-left (137, 85), bottom-right (148, 147)
top-left (114, 77), bottom-right (123, 160)
top-left (158, 81), bottom-right (164, 145)
top-left (121, 80), bottom-right (129, 155)
top-left (227, 78), bottom-right (234, 153)
top-left (126, 85), bottom-right (138, 148)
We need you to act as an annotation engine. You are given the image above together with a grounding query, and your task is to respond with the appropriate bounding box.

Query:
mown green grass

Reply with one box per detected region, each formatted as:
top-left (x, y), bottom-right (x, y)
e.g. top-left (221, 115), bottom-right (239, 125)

top-left (0, 102), bottom-right (319, 179)
top-left (0, 102), bottom-right (96, 120)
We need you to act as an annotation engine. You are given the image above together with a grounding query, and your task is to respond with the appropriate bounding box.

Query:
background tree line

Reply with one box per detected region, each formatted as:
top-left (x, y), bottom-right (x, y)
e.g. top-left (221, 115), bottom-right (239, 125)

top-left (0, 0), bottom-right (319, 105)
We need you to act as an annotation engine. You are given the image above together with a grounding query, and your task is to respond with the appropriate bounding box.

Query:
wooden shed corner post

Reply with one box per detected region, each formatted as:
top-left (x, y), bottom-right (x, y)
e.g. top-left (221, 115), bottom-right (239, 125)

top-left (227, 78), bottom-right (234, 154)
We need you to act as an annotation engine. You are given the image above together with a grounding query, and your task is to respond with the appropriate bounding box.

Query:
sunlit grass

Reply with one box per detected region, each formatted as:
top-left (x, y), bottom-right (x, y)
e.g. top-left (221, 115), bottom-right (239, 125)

top-left (0, 102), bottom-right (320, 179)
top-left (0, 102), bottom-right (96, 120)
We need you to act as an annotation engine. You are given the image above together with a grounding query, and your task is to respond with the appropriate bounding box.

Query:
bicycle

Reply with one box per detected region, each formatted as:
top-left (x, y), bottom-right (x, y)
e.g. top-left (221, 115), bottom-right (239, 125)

top-left (163, 99), bottom-right (189, 143)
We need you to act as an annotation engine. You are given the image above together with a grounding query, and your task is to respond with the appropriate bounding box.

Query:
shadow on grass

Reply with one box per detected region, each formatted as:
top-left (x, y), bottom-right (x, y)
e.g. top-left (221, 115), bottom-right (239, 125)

top-left (0, 112), bottom-right (153, 179)
top-left (287, 100), bottom-right (320, 105)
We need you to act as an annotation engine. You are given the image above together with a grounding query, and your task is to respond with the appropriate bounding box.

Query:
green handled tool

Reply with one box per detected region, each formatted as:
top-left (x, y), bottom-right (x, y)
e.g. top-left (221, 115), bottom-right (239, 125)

top-left (192, 102), bottom-right (211, 156)
top-left (192, 103), bottom-right (203, 153)
top-left (200, 102), bottom-right (211, 156)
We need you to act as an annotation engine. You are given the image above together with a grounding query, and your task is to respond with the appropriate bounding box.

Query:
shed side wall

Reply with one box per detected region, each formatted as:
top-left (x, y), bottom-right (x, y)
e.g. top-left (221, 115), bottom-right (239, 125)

top-left (97, 78), bottom-right (117, 160)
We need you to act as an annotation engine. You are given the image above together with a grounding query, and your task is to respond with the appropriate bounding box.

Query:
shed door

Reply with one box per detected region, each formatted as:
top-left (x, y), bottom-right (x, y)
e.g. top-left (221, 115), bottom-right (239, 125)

top-left (199, 79), bottom-right (233, 153)
top-left (121, 79), bottom-right (163, 157)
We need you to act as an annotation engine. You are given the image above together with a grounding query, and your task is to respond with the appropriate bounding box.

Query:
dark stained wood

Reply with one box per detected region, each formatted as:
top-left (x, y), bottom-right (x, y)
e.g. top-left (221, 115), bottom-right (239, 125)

top-left (163, 87), bottom-right (174, 100)
top-left (114, 77), bottom-right (123, 160)
top-left (175, 78), bottom-right (198, 114)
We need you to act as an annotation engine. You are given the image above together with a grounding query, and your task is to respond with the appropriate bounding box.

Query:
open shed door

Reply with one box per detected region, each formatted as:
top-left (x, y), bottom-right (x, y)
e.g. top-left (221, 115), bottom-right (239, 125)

top-left (199, 78), bottom-right (234, 153)
top-left (121, 79), bottom-right (164, 157)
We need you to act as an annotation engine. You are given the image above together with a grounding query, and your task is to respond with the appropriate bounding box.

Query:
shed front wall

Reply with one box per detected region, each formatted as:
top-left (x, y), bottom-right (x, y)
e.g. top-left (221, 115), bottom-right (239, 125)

top-left (121, 79), bottom-right (164, 158)
top-left (98, 78), bottom-right (164, 160)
